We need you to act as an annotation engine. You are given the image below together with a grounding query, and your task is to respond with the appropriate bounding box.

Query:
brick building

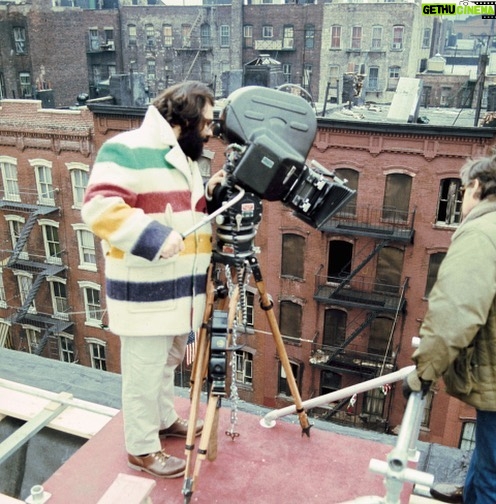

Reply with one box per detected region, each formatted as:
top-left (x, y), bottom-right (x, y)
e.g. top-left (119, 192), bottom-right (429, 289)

top-left (2, 95), bottom-right (496, 449)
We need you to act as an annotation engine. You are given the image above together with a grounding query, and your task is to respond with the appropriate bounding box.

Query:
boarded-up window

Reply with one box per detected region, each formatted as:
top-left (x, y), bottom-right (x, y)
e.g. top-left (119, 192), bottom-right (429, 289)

top-left (281, 234), bottom-right (305, 279)
top-left (375, 246), bottom-right (403, 294)
top-left (279, 301), bottom-right (302, 340)
top-left (425, 252), bottom-right (446, 297)
top-left (382, 173), bottom-right (412, 221)
top-left (323, 309), bottom-right (347, 347)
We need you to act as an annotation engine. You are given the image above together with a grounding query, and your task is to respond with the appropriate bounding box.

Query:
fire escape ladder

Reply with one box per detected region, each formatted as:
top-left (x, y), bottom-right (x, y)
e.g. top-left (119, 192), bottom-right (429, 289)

top-left (331, 239), bottom-right (390, 299)
top-left (7, 212), bottom-right (38, 267)
top-left (184, 9), bottom-right (204, 80)
top-left (15, 272), bottom-right (47, 322)
top-left (328, 312), bottom-right (378, 362)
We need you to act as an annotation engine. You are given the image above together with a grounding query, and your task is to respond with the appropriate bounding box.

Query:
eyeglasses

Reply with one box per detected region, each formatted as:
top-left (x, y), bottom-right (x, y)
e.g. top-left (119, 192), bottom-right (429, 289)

top-left (202, 118), bottom-right (214, 131)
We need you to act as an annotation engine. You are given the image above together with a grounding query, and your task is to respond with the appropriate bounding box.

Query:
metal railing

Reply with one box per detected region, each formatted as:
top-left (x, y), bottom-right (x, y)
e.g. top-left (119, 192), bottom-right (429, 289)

top-left (260, 365), bottom-right (434, 504)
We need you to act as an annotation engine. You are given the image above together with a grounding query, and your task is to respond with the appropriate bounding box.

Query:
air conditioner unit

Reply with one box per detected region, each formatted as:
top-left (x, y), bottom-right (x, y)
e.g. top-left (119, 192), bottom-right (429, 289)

top-left (392, 42), bottom-right (402, 50)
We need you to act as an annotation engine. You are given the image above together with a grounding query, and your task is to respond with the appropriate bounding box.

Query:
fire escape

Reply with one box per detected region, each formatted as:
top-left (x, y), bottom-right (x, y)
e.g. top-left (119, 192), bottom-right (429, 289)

top-left (311, 204), bottom-right (415, 382)
top-left (0, 194), bottom-right (73, 358)
top-left (179, 7), bottom-right (214, 82)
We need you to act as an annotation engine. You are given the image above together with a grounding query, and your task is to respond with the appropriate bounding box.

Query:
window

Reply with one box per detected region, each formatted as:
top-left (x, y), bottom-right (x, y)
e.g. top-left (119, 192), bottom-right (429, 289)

top-left (147, 59), bottom-right (156, 80)
top-left (0, 72), bottom-right (6, 99)
top-left (201, 60), bottom-right (212, 82)
top-left (283, 25), bottom-right (294, 49)
top-left (244, 290), bottom-right (255, 328)
top-left (302, 64), bottom-right (312, 91)
top-left (87, 338), bottom-right (107, 371)
top-left (334, 168), bottom-right (358, 215)
top-left (459, 421), bottom-right (476, 450)
top-left (163, 24), bottom-right (173, 46)
top-left (389, 66), bottom-right (400, 79)
top-left (182, 24), bottom-right (191, 47)
top-left (0, 320), bottom-right (10, 348)
top-left (128, 24), bottom-right (137, 45)
top-left (89, 28), bottom-right (100, 51)
top-left (0, 269), bottom-right (6, 309)
top-left (19, 72), bottom-right (32, 98)
top-left (323, 309), bottom-right (347, 348)
top-left (437, 178), bottom-right (462, 225)
top-left (382, 173), bottom-right (412, 221)
top-left (331, 26), bottom-right (341, 49)
top-left (278, 360), bottom-right (302, 396)
top-left (282, 63), bottom-right (292, 83)
top-left (31, 161), bottom-right (54, 205)
top-left (327, 240), bottom-right (352, 281)
top-left (425, 252), bottom-right (446, 297)
top-left (79, 282), bottom-right (102, 326)
top-left (7, 216), bottom-right (28, 260)
top-left (74, 226), bottom-right (97, 270)
top-left (59, 334), bottom-right (75, 363)
top-left (40, 220), bottom-right (61, 264)
top-left (304, 24), bottom-right (315, 49)
top-left (235, 350), bottom-right (253, 385)
top-left (375, 246), bottom-right (404, 295)
top-left (145, 24), bottom-right (155, 48)
top-left (200, 24), bottom-right (211, 48)
top-left (392, 25), bottom-right (404, 50)
top-left (363, 387), bottom-right (385, 417)
top-left (368, 316), bottom-right (394, 356)
top-left (24, 327), bottom-right (41, 354)
top-left (281, 234), bottom-right (305, 279)
top-left (13, 27), bottom-right (26, 54)
top-left (49, 278), bottom-right (69, 319)
top-left (243, 25), bottom-right (253, 48)
top-left (371, 26), bottom-right (382, 49)
top-left (421, 391), bottom-right (433, 428)
top-left (67, 163), bottom-right (89, 208)
top-left (0, 157), bottom-right (20, 201)
top-left (320, 370), bottom-right (341, 395)
top-left (262, 25), bottom-right (273, 39)
top-left (16, 272), bottom-right (36, 313)
top-left (279, 301), bottom-right (302, 342)
top-left (220, 25), bottom-right (230, 47)
top-left (351, 26), bottom-right (362, 50)
top-left (368, 67), bottom-right (379, 91)
top-left (104, 28), bottom-right (114, 48)
top-left (422, 28), bottom-right (431, 48)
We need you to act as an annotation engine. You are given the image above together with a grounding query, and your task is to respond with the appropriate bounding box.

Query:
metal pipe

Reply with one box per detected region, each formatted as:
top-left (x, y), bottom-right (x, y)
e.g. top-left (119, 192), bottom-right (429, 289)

top-left (260, 365), bottom-right (415, 428)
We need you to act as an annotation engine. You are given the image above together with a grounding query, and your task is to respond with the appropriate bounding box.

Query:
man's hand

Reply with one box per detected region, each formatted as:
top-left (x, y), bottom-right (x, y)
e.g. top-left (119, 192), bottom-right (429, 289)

top-left (402, 370), bottom-right (432, 399)
top-left (159, 230), bottom-right (185, 259)
top-left (206, 170), bottom-right (226, 198)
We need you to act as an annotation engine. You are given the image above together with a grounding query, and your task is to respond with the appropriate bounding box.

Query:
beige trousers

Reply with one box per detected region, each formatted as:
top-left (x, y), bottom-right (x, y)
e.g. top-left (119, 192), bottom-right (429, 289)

top-left (119, 333), bottom-right (188, 456)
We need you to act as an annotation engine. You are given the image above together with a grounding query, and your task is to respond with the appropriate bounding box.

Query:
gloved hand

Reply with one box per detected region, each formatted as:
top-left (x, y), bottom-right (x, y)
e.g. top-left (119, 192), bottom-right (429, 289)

top-left (402, 370), bottom-right (432, 399)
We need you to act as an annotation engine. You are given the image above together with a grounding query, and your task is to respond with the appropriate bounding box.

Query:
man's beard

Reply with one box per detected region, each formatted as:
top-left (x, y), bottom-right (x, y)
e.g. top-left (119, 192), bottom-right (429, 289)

top-left (177, 128), bottom-right (207, 162)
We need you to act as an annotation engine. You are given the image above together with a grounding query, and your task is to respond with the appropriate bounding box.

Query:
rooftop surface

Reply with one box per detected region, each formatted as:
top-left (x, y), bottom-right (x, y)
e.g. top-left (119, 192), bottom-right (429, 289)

top-left (0, 349), bottom-right (471, 504)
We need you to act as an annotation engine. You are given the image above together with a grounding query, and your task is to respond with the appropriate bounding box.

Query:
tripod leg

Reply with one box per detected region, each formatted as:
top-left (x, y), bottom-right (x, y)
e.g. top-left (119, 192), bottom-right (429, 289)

top-left (248, 256), bottom-right (312, 437)
top-left (182, 265), bottom-right (215, 500)
top-left (183, 390), bottom-right (221, 503)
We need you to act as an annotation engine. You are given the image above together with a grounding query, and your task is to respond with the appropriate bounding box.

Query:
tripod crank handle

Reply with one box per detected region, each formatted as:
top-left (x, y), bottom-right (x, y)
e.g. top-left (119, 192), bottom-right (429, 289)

top-left (180, 185), bottom-right (246, 239)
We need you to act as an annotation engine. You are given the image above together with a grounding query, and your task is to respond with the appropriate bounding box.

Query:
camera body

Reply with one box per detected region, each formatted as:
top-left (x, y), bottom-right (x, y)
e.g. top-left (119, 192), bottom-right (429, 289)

top-left (216, 86), bottom-right (356, 230)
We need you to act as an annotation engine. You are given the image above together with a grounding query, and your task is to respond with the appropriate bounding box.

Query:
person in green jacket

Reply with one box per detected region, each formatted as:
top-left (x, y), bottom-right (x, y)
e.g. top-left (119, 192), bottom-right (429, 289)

top-left (404, 152), bottom-right (496, 503)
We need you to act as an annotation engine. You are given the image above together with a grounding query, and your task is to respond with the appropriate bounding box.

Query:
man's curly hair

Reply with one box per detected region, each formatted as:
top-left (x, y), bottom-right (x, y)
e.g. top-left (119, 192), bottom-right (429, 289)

top-left (152, 81), bottom-right (214, 132)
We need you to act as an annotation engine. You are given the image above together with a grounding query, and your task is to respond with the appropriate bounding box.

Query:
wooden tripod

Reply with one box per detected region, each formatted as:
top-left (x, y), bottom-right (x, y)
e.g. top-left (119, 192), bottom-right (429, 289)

top-left (181, 256), bottom-right (312, 504)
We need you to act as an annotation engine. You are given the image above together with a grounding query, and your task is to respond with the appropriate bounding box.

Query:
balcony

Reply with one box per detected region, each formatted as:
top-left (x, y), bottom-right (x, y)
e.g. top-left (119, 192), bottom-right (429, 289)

top-left (253, 39), bottom-right (294, 51)
top-left (320, 205), bottom-right (415, 243)
top-left (310, 341), bottom-right (395, 377)
top-left (314, 274), bottom-right (408, 313)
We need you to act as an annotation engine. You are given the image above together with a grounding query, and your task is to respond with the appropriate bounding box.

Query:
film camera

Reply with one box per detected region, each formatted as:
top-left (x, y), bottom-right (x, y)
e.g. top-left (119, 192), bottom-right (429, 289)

top-left (211, 86), bottom-right (356, 259)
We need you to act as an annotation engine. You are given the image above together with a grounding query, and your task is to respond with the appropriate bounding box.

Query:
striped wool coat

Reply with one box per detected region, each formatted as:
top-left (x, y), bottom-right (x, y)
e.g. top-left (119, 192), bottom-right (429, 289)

top-left (81, 105), bottom-right (212, 337)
